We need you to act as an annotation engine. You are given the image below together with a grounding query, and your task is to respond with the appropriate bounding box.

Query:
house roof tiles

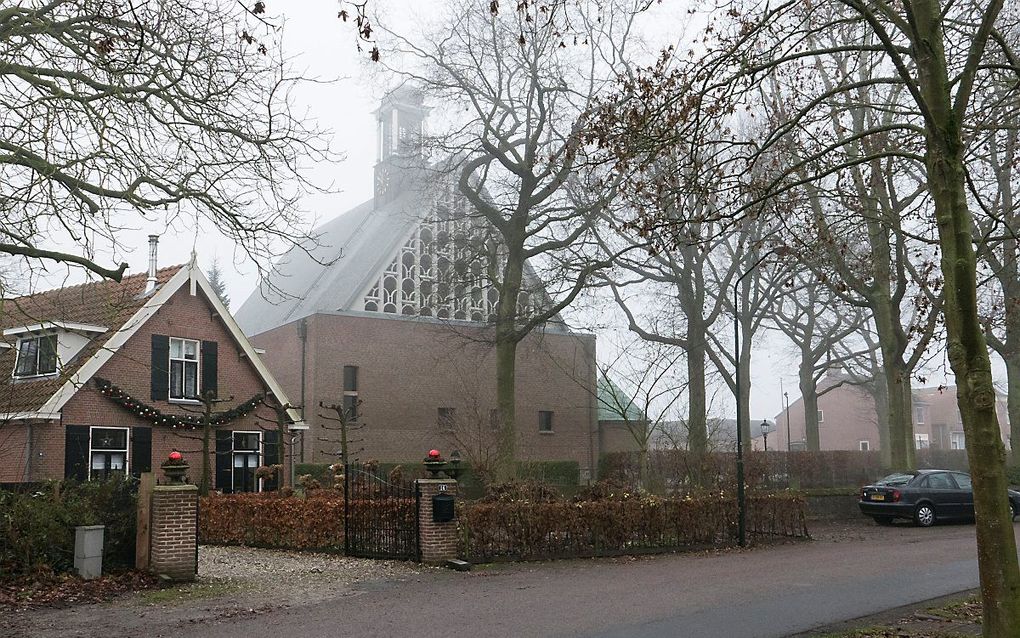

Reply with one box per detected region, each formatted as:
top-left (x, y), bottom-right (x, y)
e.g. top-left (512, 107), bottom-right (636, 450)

top-left (0, 266), bottom-right (183, 414)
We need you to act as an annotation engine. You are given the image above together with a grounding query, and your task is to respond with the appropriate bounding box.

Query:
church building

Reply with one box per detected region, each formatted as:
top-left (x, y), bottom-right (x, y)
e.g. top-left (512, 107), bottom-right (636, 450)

top-left (236, 89), bottom-right (610, 481)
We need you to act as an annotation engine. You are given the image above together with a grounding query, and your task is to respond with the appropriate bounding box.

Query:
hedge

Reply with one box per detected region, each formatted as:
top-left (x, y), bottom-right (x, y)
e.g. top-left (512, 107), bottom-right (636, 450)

top-left (199, 492), bottom-right (414, 551)
top-left (599, 449), bottom-right (972, 492)
top-left (0, 478), bottom-right (137, 578)
top-left (459, 490), bottom-right (808, 562)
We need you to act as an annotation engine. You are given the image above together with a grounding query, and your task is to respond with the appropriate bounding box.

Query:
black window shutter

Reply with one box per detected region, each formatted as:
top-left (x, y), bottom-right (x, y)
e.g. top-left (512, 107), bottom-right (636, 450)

top-left (151, 334), bottom-right (170, 401)
top-left (131, 426), bottom-right (152, 477)
top-left (64, 425), bottom-right (89, 482)
top-left (215, 430), bottom-right (232, 493)
top-left (201, 341), bottom-right (218, 398)
top-left (263, 431), bottom-right (280, 491)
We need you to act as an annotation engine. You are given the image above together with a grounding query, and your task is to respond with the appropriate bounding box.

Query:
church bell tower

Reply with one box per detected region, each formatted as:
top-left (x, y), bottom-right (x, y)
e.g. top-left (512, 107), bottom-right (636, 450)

top-left (374, 86), bottom-right (427, 206)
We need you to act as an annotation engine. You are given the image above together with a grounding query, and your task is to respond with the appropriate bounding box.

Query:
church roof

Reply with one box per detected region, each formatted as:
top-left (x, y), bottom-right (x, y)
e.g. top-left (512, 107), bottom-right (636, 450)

top-left (235, 193), bottom-right (419, 336)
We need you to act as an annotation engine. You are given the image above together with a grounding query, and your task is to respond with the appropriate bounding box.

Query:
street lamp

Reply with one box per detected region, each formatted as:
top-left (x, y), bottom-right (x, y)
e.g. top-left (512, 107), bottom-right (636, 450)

top-left (784, 391), bottom-right (792, 452)
top-left (760, 419), bottom-right (772, 451)
top-left (733, 245), bottom-right (789, 547)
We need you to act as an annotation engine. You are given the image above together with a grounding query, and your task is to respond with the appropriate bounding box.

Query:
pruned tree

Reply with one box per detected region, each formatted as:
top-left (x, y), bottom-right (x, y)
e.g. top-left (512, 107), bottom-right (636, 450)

top-left (319, 399), bottom-right (365, 466)
top-left (0, 0), bottom-right (330, 283)
top-left (592, 0), bottom-right (1020, 629)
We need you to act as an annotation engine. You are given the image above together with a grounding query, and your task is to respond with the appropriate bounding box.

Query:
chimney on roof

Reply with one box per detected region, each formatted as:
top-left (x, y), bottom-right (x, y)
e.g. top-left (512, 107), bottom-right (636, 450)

top-left (146, 235), bottom-right (159, 294)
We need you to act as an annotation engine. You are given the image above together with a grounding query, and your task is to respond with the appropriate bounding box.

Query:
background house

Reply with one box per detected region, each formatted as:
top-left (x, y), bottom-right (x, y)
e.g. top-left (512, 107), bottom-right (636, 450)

top-left (0, 248), bottom-right (302, 491)
top-left (236, 90), bottom-right (603, 481)
top-left (771, 376), bottom-right (1010, 452)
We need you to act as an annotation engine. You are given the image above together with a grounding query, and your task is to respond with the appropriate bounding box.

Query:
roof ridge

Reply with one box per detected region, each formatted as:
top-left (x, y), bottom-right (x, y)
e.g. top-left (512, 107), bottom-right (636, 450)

top-left (2, 264), bottom-right (186, 303)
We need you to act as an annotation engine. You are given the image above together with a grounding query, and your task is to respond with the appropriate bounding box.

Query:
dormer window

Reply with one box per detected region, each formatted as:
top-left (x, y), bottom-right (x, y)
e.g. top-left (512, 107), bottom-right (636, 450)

top-left (169, 338), bottom-right (200, 400)
top-left (14, 334), bottom-right (58, 377)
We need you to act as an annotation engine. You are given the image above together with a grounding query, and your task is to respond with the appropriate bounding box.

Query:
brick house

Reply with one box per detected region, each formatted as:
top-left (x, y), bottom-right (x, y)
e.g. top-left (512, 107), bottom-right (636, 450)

top-left (235, 89), bottom-right (605, 481)
top-left (0, 248), bottom-right (302, 490)
top-left (772, 377), bottom-right (1009, 453)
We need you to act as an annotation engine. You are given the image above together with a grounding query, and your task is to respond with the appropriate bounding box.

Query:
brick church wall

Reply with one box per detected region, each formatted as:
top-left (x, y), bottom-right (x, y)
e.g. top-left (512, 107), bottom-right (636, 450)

top-left (253, 312), bottom-right (599, 478)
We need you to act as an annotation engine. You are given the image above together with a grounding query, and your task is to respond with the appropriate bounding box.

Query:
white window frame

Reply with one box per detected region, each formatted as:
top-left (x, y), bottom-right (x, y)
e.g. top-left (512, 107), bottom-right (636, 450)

top-left (859, 440), bottom-right (870, 451)
top-left (915, 433), bottom-right (930, 450)
top-left (951, 431), bottom-right (966, 450)
top-left (89, 426), bottom-right (129, 480)
top-left (13, 333), bottom-right (59, 379)
top-left (817, 409), bottom-right (824, 423)
top-left (168, 337), bottom-right (200, 402)
top-left (915, 407), bottom-right (925, 424)
top-left (231, 430), bottom-right (263, 493)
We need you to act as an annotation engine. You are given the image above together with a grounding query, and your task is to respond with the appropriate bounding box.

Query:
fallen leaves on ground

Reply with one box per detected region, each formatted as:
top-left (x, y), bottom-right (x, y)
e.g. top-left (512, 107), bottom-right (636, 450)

top-left (0, 570), bottom-right (157, 609)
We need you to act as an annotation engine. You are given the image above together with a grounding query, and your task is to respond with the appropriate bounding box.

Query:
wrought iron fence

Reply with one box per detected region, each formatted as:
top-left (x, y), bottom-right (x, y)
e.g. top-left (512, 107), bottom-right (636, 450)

top-left (343, 463), bottom-right (420, 560)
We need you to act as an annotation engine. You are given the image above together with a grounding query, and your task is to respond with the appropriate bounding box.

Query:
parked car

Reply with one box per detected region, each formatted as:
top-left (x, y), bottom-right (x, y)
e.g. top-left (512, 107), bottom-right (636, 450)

top-left (858, 469), bottom-right (1020, 527)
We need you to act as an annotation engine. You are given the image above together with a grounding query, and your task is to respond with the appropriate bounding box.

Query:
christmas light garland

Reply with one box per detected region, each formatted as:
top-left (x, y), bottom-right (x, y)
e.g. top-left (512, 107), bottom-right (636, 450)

top-left (94, 377), bottom-right (264, 429)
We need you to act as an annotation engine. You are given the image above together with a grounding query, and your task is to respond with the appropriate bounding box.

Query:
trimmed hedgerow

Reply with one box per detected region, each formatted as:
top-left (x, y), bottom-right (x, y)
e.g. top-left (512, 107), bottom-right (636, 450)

top-left (459, 489), bottom-right (807, 562)
top-left (199, 492), bottom-right (415, 552)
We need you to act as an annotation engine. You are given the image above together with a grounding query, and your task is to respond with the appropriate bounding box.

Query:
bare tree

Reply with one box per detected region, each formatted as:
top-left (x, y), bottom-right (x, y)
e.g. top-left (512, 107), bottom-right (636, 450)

top-left (379, 0), bottom-right (644, 479)
top-left (594, 338), bottom-right (687, 490)
top-left (593, 0), bottom-right (1020, 628)
top-left (0, 1), bottom-right (330, 282)
top-left (768, 270), bottom-right (869, 451)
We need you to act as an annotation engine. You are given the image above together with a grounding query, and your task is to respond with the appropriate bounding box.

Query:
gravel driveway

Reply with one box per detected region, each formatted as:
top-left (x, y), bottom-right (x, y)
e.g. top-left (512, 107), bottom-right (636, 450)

top-left (3, 545), bottom-right (428, 638)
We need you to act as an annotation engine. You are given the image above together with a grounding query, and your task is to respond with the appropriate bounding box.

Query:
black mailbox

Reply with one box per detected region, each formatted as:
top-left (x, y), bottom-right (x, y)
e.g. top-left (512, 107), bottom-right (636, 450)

top-left (432, 493), bottom-right (456, 523)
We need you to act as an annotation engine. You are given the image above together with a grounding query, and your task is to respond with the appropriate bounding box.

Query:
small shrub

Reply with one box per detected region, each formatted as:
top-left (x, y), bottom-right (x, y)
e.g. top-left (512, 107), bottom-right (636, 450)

top-left (0, 477), bottom-right (137, 578)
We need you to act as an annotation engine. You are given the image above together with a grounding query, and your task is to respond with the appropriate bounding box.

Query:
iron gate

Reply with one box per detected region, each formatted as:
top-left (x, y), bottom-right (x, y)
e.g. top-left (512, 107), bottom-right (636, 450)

top-left (344, 463), bottom-right (420, 560)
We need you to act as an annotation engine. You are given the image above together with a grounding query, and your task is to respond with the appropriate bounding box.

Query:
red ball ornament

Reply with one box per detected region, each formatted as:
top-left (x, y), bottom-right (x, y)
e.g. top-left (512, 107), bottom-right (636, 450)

top-left (168, 451), bottom-right (183, 462)
top-left (428, 449), bottom-right (441, 459)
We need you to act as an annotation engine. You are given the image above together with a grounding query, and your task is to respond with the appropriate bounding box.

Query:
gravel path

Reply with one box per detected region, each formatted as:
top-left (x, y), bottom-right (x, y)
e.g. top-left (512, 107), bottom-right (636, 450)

top-left (3, 546), bottom-right (429, 638)
top-left (197, 545), bottom-right (426, 602)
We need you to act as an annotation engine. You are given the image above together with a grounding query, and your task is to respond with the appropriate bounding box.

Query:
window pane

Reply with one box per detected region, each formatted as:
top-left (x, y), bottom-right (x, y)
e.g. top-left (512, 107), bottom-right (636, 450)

top-left (343, 366), bottom-right (358, 392)
top-left (109, 453), bottom-right (125, 471)
top-left (539, 411), bottom-right (554, 432)
top-left (15, 338), bottom-right (38, 376)
top-left (92, 454), bottom-right (107, 470)
top-left (38, 335), bottom-right (57, 374)
top-left (170, 360), bottom-right (184, 398)
top-left (184, 340), bottom-right (198, 359)
top-left (93, 428), bottom-right (127, 450)
top-left (170, 339), bottom-right (183, 358)
top-left (343, 395), bottom-right (359, 421)
top-left (184, 361), bottom-right (198, 398)
top-left (234, 432), bottom-right (259, 451)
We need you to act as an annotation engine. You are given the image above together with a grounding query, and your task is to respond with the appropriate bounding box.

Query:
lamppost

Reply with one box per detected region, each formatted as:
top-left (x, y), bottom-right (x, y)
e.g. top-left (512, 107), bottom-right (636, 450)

top-left (760, 419), bottom-right (772, 451)
top-left (784, 391), bottom-right (792, 452)
top-left (733, 246), bottom-right (788, 547)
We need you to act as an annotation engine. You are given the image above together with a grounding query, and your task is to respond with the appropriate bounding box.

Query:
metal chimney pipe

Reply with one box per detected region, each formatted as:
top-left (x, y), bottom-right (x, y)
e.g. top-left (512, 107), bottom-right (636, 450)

top-left (145, 235), bottom-right (159, 293)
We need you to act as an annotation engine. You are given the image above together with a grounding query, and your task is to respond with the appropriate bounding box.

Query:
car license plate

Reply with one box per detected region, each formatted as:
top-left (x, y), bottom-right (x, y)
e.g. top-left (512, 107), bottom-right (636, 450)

top-left (871, 494), bottom-right (885, 501)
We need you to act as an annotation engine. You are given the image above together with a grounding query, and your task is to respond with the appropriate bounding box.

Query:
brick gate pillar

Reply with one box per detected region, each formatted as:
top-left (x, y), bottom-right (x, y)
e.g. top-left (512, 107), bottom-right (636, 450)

top-left (149, 484), bottom-right (198, 582)
top-left (416, 478), bottom-right (459, 565)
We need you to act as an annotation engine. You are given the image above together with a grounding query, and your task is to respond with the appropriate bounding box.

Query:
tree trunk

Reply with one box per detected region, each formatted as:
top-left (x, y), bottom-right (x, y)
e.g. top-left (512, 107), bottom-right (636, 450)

top-left (870, 370), bottom-right (893, 468)
top-left (494, 337), bottom-right (518, 482)
top-left (884, 361), bottom-right (916, 470)
top-left (911, 4), bottom-right (1020, 631)
top-left (687, 334), bottom-right (708, 456)
top-left (799, 361), bottom-right (820, 451)
top-left (687, 333), bottom-right (708, 485)
top-left (872, 296), bottom-right (916, 469)
top-left (738, 315), bottom-right (753, 450)
top-left (1007, 357), bottom-right (1020, 467)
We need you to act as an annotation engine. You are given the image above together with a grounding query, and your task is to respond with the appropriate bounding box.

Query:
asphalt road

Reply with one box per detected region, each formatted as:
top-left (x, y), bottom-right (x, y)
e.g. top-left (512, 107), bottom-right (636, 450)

top-left (182, 520), bottom-right (1008, 638)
